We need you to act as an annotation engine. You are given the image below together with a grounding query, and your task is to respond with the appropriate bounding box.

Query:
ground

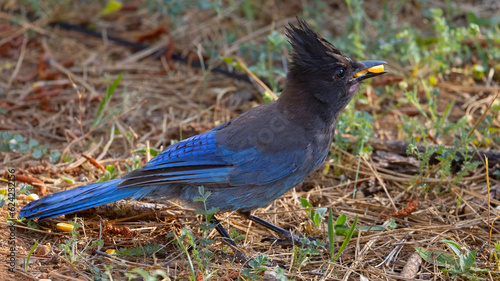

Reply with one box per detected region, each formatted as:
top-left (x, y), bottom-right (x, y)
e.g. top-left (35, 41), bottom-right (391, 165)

top-left (1, 0), bottom-right (500, 280)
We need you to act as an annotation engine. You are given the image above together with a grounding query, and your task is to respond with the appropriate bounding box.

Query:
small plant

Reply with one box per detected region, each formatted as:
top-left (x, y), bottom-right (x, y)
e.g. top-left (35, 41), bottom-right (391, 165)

top-left (91, 239), bottom-right (104, 249)
top-left (0, 132), bottom-right (56, 160)
top-left (334, 110), bottom-right (374, 197)
top-left (291, 238), bottom-right (322, 269)
top-left (1, 184), bottom-right (34, 210)
top-left (26, 220), bottom-right (39, 230)
top-left (415, 238), bottom-right (489, 279)
top-left (59, 219), bottom-right (82, 264)
top-left (19, 183), bottom-right (33, 196)
top-left (222, 25), bottom-right (289, 100)
top-left (329, 212), bottom-right (358, 263)
top-left (345, 0), bottom-right (366, 58)
top-left (90, 265), bottom-right (109, 281)
top-left (125, 154), bottom-right (143, 172)
top-left (493, 241), bottom-right (500, 270)
top-left (91, 73), bottom-right (122, 129)
top-left (174, 228), bottom-right (218, 281)
top-left (97, 165), bottom-right (119, 182)
top-left (300, 198), bottom-right (327, 229)
top-left (298, 200), bottom-right (359, 265)
top-left (23, 240), bottom-right (38, 271)
top-left (194, 186), bottom-right (218, 239)
top-left (241, 255), bottom-right (270, 280)
top-left (134, 145), bottom-right (160, 158)
top-left (274, 267), bottom-right (292, 281)
top-left (247, 30), bottom-right (288, 94)
top-left (172, 186), bottom-right (219, 280)
top-left (229, 228), bottom-right (245, 244)
top-left (194, 186), bottom-right (219, 250)
top-left (406, 128), bottom-right (481, 192)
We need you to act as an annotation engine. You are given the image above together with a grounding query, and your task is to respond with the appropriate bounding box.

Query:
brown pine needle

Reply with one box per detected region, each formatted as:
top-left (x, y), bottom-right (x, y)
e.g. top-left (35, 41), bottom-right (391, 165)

top-left (81, 154), bottom-right (106, 172)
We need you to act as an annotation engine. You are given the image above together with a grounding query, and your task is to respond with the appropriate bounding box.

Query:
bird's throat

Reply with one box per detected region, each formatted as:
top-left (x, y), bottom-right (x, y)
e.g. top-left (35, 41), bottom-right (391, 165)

top-left (349, 82), bottom-right (360, 93)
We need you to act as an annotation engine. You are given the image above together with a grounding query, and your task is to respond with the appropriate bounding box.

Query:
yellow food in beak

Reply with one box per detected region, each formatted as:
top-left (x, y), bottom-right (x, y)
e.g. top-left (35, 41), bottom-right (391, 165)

top-left (367, 64), bottom-right (384, 73)
top-left (354, 69), bottom-right (368, 78)
top-left (354, 64), bottom-right (385, 77)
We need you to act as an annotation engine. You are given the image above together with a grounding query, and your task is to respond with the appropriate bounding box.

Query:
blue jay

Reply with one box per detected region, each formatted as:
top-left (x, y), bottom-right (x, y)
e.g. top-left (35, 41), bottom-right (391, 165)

top-left (20, 17), bottom-right (386, 257)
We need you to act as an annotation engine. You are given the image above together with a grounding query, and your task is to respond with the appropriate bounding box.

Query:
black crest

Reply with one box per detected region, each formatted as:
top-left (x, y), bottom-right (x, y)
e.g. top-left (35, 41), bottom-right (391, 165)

top-left (286, 17), bottom-right (344, 71)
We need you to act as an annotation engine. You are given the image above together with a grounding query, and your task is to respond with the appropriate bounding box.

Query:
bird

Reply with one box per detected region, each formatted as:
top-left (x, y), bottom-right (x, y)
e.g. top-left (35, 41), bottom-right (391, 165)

top-left (19, 17), bottom-right (386, 258)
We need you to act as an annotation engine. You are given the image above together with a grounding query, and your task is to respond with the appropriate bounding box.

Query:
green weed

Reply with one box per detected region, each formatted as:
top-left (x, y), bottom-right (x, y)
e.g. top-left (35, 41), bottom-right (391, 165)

top-left (59, 219), bottom-right (83, 264)
top-left (0, 132), bottom-right (58, 161)
top-left (92, 73), bottom-right (123, 129)
top-left (415, 238), bottom-right (495, 279)
top-left (23, 240), bottom-right (38, 271)
top-left (300, 198), bottom-right (327, 229)
top-left (240, 255), bottom-right (270, 280)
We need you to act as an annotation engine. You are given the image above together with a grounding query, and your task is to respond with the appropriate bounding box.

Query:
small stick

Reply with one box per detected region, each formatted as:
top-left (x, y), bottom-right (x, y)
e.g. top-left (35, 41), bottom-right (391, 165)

top-left (236, 58), bottom-right (278, 101)
top-left (81, 154), bottom-right (106, 172)
top-left (7, 32), bottom-right (28, 88)
top-left (4, 173), bottom-right (46, 196)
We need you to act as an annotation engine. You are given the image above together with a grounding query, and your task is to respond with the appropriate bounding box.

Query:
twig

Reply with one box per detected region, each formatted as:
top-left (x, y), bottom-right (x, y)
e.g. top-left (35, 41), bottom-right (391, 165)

top-left (468, 92), bottom-right (499, 139)
top-left (375, 231), bottom-right (413, 268)
top-left (486, 156), bottom-right (491, 261)
top-left (364, 156), bottom-right (397, 210)
top-left (7, 32), bottom-right (27, 88)
top-left (4, 173), bottom-right (46, 196)
top-left (236, 58), bottom-right (278, 100)
top-left (81, 154), bottom-right (106, 172)
top-left (96, 122), bottom-right (115, 161)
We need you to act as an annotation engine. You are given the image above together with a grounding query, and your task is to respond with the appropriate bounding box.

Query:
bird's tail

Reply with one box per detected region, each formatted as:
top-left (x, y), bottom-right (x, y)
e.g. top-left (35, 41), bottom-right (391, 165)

top-left (19, 179), bottom-right (137, 220)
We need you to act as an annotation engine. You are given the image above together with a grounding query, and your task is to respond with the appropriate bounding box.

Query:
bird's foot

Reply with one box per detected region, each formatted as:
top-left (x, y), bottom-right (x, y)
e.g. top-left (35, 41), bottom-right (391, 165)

top-left (214, 247), bottom-right (249, 264)
top-left (262, 234), bottom-right (325, 248)
top-left (243, 213), bottom-right (327, 248)
top-left (215, 248), bottom-right (286, 268)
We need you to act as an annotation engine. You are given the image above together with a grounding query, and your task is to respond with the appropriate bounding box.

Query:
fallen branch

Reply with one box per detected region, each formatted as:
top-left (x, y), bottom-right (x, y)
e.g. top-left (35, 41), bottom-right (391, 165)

top-left (343, 136), bottom-right (500, 166)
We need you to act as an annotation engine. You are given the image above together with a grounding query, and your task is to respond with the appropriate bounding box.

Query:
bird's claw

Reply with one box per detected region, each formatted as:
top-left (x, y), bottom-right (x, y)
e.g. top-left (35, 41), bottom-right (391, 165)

top-left (214, 248), bottom-right (249, 264)
top-left (214, 249), bottom-right (286, 268)
top-left (261, 235), bottom-right (324, 247)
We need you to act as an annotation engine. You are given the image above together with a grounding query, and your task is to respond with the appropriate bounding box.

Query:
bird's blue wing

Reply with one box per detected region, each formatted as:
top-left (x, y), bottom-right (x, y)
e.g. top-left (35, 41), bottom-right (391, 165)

top-left (142, 132), bottom-right (224, 169)
top-left (118, 130), bottom-right (303, 189)
top-left (119, 131), bottom-right (233, 187)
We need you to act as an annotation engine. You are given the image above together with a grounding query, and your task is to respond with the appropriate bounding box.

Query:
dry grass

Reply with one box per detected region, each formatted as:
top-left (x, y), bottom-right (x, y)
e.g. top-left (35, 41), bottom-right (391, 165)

top-left (1, 1), bottom-right (500, 280)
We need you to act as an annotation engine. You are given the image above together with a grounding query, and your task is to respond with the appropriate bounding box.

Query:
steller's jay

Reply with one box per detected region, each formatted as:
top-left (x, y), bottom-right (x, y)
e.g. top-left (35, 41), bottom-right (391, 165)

top-left (19, 18), bottom-right (386, 258)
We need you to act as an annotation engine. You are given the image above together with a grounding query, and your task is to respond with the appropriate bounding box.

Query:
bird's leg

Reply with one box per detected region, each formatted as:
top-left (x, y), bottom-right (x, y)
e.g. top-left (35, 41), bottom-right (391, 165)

top-left (211, 216), bottom-right (249, 263)
top-left (240, 211), bottom-right (322, 247)
top-left (212, 216), bottom-right (286, 268)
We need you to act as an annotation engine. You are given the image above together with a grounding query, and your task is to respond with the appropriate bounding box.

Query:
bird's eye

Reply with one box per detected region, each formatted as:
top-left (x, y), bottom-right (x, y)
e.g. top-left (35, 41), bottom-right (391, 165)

top-left (334, 68), bottom-right (345, 78)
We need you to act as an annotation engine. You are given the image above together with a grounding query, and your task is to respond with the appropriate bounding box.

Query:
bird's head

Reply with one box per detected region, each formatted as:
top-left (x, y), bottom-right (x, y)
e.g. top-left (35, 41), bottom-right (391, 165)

top-left (282, 17), bottom-right (386, 118)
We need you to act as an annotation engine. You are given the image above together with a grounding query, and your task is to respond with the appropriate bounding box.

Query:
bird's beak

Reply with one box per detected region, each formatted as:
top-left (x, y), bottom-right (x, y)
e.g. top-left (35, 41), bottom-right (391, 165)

top-left (352, 60), bottom-right (387, 82)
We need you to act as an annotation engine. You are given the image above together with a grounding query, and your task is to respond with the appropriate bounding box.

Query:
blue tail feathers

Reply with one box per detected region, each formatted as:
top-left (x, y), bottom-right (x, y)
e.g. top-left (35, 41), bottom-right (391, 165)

top-left (19, 179), bottom-right (137, 220)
